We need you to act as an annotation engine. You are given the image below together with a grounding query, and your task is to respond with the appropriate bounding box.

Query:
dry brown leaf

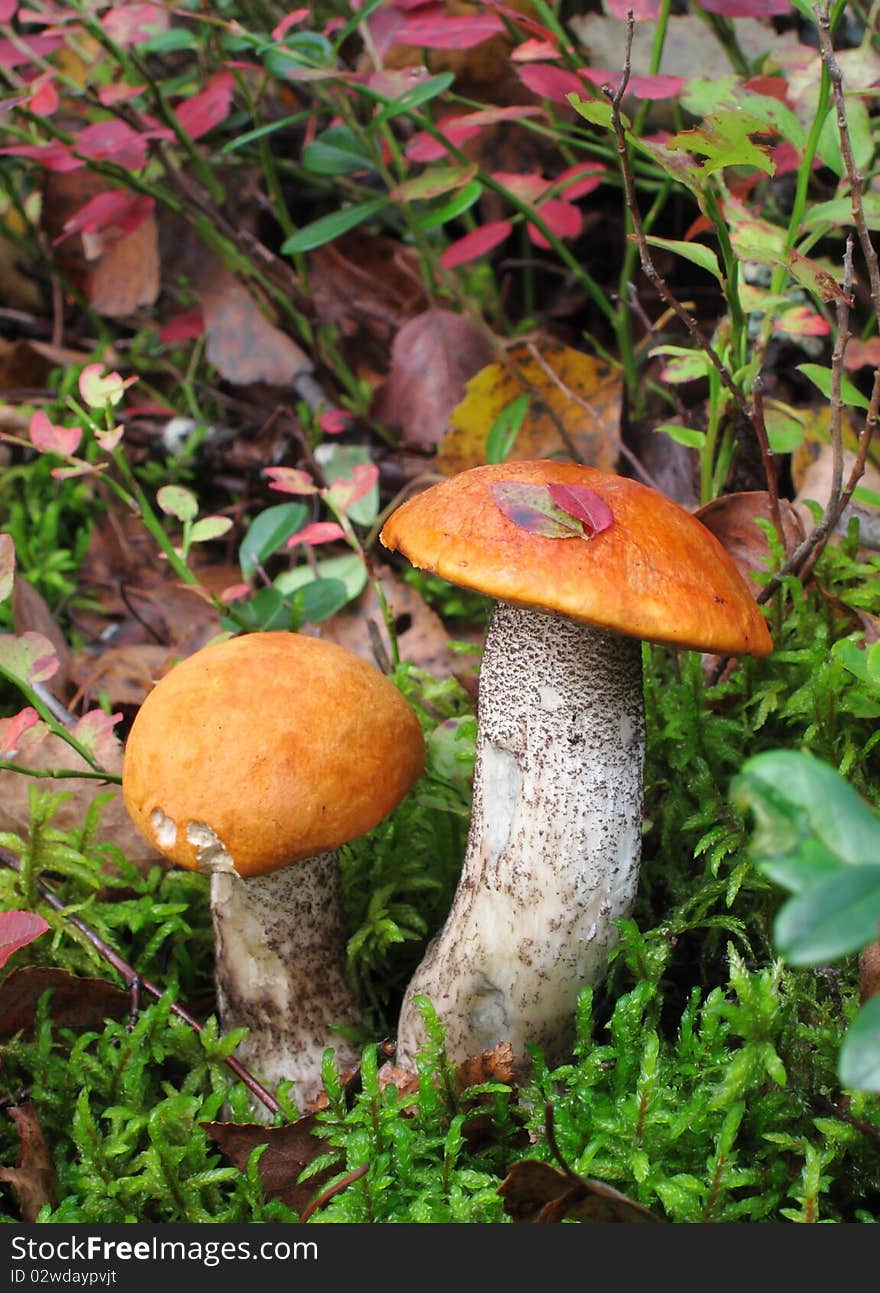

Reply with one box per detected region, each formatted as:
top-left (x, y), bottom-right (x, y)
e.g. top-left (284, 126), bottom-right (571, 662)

top-left (0, 339), bottom-right (101, 394)
top-left (860, 941), bottom-right (880, 1003)
top-left (793, 444), bottom-right (880, 553)
top-left (695, 491), bottom-right (805, 587)
top-left (203, 1116), bottom-right (335, 1217)
top-left (371, 308), bottom-right (496, 451)
top-left (498, 1158), bottom-right (661, 1224)
top-left (41, 169), bottom-right (158, 316)
top-left (0, 967), bottom-right (130, 1042)
top-left (88, 213), bottom-right (160, 317)
top-left (455, 1041), bottom-right (516, 1092)
top-left (0, 1104), bottom-right (57, 1222)
top-left (318, 560), bottom-right (470, 683)
top-left (0, 720), bottom-right (165, 872)
top-left (435, 341), bottom-right (622, 476)
top-left (310, 234), bottom-right (428, 381)
top-left (193, 259), bottom-right (312, 387)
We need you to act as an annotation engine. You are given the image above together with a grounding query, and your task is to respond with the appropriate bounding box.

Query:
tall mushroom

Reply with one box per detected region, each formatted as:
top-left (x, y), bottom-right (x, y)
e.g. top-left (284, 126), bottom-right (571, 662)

top-left (122, 631), bottom-right (425, 1112)
top-left (380, 460), bottom-right (772, 1069)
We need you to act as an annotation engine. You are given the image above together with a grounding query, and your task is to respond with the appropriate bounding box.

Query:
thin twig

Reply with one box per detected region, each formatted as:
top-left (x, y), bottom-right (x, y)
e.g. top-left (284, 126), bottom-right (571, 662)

top-left (0, 846), bottom-right (280, 1118)
top-left (605, 15), bottom-right (753, 427)
top-left (750, 376), bottom-right (787, 553)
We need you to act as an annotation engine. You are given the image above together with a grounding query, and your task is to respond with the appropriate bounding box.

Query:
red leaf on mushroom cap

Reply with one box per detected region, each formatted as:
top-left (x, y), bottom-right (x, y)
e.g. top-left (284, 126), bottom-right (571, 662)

top-left (490, 481), bottom-right (614, 540)
top-left (547, 483), bottom-right (614, 536)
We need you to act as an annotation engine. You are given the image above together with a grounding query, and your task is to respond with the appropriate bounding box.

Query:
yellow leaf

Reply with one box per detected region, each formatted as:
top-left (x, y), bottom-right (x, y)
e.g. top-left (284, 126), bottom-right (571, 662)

top-left (435, 342), bottom-right (622, 476)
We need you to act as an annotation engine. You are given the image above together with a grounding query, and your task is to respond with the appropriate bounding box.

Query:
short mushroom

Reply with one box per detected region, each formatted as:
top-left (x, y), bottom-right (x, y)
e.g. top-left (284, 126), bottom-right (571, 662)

top-left (381, 460), bottom-right (772, 1069)
top-left (122, 631), bottom-right (425, 1112)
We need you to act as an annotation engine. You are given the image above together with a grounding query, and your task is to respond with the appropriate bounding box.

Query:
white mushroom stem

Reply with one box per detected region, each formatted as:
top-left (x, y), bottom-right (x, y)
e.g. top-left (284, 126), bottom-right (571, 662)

top-left (396, 601), bottom-right (646, 1069)
top-left (210, 852), bottom-right (361, 1117)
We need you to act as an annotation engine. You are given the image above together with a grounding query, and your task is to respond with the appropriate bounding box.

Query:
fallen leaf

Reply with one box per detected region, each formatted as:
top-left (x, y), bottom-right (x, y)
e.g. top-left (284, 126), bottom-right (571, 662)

top-left (454, 1041), bottom-right (516, 1091)
top-left (0, 966), bottom-right (130, 1041)
top-left (203, 1115), bottom-right (336, 1217)
top-left (436, 341), bottom-right (622, 475)
top-left (0, 911), bottom-right (50, 970)
top-left (371, 307), bottom-right (496, 450)
top-left (498, 1158), bottom-right (662, 1223)
top-left (0, 719), bottom-right (165, 872)
top-left (193, 259), bottom-right (312, 387)
top-left (0, 1104), bottom-right (57, 1222)
top-left (793, 444), bottom-right (880, 553)
top-left (317, 560), bottom-right (472, 684)
top-left (695, 491), bottom-right (805, 585)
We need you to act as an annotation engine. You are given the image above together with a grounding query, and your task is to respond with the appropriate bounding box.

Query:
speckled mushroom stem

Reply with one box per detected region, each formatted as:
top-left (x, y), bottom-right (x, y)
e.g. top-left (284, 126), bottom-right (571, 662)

top-left (210, 852), bottom-right (361, 1116)
top-left (396, 602), bottom-right (646, 1069)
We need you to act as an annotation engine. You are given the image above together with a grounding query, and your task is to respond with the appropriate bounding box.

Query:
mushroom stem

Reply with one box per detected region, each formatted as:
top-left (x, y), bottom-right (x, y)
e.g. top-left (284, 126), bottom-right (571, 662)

top-left (210, 852), bottom-right (361, 1115)
top-left (396, 602), bottom-right (646, 1069)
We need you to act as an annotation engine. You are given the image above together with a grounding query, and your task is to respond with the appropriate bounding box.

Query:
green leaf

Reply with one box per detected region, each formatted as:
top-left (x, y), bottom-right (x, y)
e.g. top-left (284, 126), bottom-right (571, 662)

top-left (274, 553), bottom-right (367, 602)
top-left (643, 236), bottom-right (723, 282)
top-left (302, 126), bottom-right (375, 176)
top-left (392, 165), bottom-right (477, 203)
top-left (293, 577), bottom-right (350, 624)
top-left (414, 180), bottom-right (483, 231)
top-left (734, 750), bottom-right (880, 871)
top-left (803, 191), bottom-right (880, 233)
top-left (189, 516), bottom-right (233, 544)
top-left (239, 502), bottom-right (309, 578)
top-left (0, 632), bottom-right (60, 687)
top-left (372, 73), bottom-right (456, 125)
top-left (568, 94), bottom-right (618, 129)
top-left (282, 198), bottom-right (388, 253)
top-left (773, 866), bottom-right (880, 965)
top-left (156, 485), bottom-right (198, 523)
top-left (654, 424), bottom-right (707, 449)
top-left (665, 111), bottom-right (776, 179)
top-left (486, 394), bottom-right (529, 463)
top-left (142, 28), bottom-right (199, 54)
top-left (235, 586), bottom-right (290, 632)
top-left (795, 364), bottom-right (871, 410)
top-left (838, 996), bottom-right (880, 1092)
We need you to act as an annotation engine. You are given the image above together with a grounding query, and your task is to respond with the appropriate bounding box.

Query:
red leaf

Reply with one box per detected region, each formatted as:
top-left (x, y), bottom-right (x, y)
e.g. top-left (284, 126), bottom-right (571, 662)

top-left (0, 34), bottom-right (63, 71)
top-left (265, 466), bottom-right (318, 495)
top-left (56, 191), bottom-right (154, 243)
top-left (0, 913), bottom-right (50, 972)
top-left (580, 69), bottom-right (685, 101)
top-left (395, 11), bottom-right (505, 50)
top-left (101, 4), bottom-right (168, 47)
top-left (518, 63), bottom-right (583, 104)
top-left (843, 337), bottom-right (880, 371)
top-left (407, 105), bottom-right (545, 160)
top-left (406, 118), bottom-right (484, 163)
top-left (286, 521), bottom-right (345, 547)
top-left (28, 76), bottom-right (58, 117)
top-left (698, 0), bottom-right (791, 14)
top-left (554, 161), bottom-right (607, 200)
top-left (75, 119), bottom-right (169, 170)
top-left (272, 8), bottom-right (311, 40)
top-left (29, 411), bottom-right (81, 457)
top-left (176, 72), bottom-right (234, 141)
top-left (511, 39), bottom-right (560, 63)
top-left (325, 463), bottom-right (378, 512)
top-left (604, 0), bottom-right (662, 17)
top-left (0, 141), bottom-right (78, 171)
top-left (490, 171), bottom-right (549, 203)
top-left (528, 198), bottom-right (582, 249)
top-left (0, 708), bottom-right (41, 758)
top-left (318, 409), bottom-right (351, 435)
top-left (441, 220), bottom-right (512, 269)
top-left (98, 82), bottom-right (148, 106)
top-left (159, 306), bottom-right (205, 344)
top-left (0, 2), bottom-right (18, 21)
top-left (547, 483), bottom-right (614, 536)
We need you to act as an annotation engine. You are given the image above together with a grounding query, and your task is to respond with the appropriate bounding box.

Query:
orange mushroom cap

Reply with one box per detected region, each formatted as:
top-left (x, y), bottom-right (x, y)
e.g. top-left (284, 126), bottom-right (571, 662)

top-left (122, 632), bottom-right (426, 878)
top-left (380, 460), bottom-right (772, 658)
